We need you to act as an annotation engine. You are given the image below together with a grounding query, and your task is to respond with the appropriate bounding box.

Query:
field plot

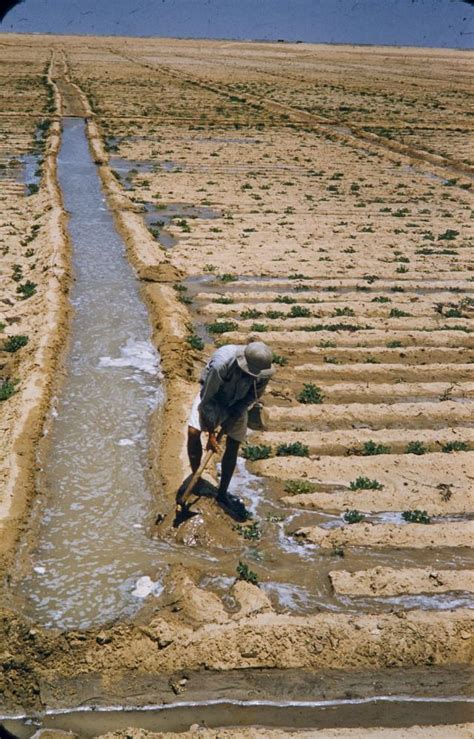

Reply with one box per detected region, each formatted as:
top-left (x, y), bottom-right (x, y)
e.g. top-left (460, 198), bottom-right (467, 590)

top-left (0, 41), bottom-right (68, 567)
top-left (0, 35), bottom-right (473, 732)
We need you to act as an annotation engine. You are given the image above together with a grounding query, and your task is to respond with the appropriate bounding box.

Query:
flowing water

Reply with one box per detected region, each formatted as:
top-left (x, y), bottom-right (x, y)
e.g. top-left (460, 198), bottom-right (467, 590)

top-left (15, 119), bottom-right (169, 628)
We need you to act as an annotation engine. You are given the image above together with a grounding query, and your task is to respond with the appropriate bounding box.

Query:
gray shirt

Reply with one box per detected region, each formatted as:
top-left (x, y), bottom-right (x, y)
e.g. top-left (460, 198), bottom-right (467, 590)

top-left (199, 344), bottom-right (269, 430)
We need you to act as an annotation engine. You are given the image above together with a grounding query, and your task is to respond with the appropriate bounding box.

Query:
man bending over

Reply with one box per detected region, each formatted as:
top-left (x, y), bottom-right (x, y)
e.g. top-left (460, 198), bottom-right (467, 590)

top-left (187, 341), bottom-right (275, 511)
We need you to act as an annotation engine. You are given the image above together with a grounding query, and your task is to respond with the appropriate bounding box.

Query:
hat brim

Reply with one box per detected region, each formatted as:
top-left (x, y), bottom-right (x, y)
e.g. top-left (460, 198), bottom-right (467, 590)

top-left (236, 350), bottom-right (275, 379)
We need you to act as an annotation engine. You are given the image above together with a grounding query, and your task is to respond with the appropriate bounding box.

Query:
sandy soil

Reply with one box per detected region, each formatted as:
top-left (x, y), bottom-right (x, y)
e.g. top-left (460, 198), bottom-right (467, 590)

top-left (329, 567), bottom-right (474, 596)
top-left (0, 47), bottom-right (71, 574)
top-left (0, 34), bottom-right (472, 731)
top-left (94, 727), bottom-right (474, 739)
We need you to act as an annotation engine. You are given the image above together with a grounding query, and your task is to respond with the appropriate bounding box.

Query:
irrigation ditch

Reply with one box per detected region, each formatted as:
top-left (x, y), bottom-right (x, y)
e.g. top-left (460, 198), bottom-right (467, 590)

top-left (0, 52), bottom-right (472, 735)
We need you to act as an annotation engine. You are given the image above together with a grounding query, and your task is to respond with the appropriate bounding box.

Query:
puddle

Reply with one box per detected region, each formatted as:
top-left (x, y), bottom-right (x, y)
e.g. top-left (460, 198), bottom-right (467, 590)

top-left (143, 201), bottom-right (221, 250)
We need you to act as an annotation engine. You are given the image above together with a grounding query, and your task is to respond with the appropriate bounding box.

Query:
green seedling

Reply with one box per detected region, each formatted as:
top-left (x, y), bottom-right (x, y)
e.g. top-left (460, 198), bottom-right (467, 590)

top-left (234, 522), bottom-right (261, 541)
top-left (390, 308), bottom-right (411, 318)
top-left (343, 509), bottom-right (364, 524)
top-left (17, 281), bottom-right (37, 299)
top-left (276, 441), bottom-right (309, 457)
top-left (289, 305), bottom-right (311, 318)
top-left (361, 440), bottom-right (391, 456)
top-left (242, 444), bottom-right (272, 461)
top-left (3, 335), bottom-right (28, 353)
top-left (265, 310), bottom-right (285, 319)
top-left (349, 476), bottom-right (383, 490)
top-left (406, 440), bottom-right (427, 455)
top-left (240, 309), bottom-right (263, 319)
top-left (271, 352), bottom-right (287, 366)
top-left (186, 334), bottom-right (204, 351)
top-left (402, 509), bottom-right (431, 524)
top-left (441, 441), bottom-right (469, 453)
top-left (0, 379), bottom-right (19, 401)
top-left (236, 561), bottom-right (259, 585)
top-left (297, 383), bottom-right (324, 404)
top-left (333, 306), bottom-right (355, 316)
top-left (438, 229), bottom-right (459, 241)
top-left (274, 295), bottom-right (296, 304)
top-left (284, 479), bottom-right (316, 495)
top-left (207, 320), bottom-right (238, 334)
top-left (213, 296), bottom-right (234, 304)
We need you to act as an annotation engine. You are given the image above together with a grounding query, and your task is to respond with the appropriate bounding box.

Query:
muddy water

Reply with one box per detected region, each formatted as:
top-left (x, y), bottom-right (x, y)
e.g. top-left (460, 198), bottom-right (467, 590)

top-left (14, 119), bottom-right (173, 628)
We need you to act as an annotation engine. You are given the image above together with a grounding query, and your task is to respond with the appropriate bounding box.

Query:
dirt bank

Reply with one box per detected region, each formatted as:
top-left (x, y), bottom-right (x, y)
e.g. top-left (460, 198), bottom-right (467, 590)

top-left (95, 727), bottom-right (474, 739)
top-left (1, 597), bottom-right (472, 713)
top-left (0, 53), bottom-right (71, 576)
top-left (329, 567), bottom-right (474, 597)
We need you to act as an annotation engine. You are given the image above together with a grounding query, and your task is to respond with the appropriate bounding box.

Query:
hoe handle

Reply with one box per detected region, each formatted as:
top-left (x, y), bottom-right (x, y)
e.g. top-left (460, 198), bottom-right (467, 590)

top-left (180, 428), bottom-right (225, 506)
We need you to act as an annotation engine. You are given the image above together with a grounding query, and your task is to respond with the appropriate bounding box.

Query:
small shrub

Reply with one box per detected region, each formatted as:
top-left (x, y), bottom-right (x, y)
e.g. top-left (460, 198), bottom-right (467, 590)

top-left (0, 379), bottom-right (19, 401)
top-left (297, 383), bottom-right (324, 404)
top-left (284, 479), bottom-right (316, 495)
top-left (242, 444), bottom-right (272, 461)
top-left (276, 441), bottom-right (309, 457)
top-left (3, 335), bottom-right (28, 353)
top-left (406, 440), bottom-right (427, 455)
top-left (361, 440), bottom-right (391, 456)
top-left (219, 273), bottom-right (237, 283)
top-left (390, 308), bottom-right (411, 318)
top-left (27, 183), bottom-right (39, 195)
top-left (387, 340), bottom-right (402, 348)
top-left (441, 440), bottom-right (469, 453)
top-left (186, 334), bottom-right (204, 350)
top-left (250, 323), bottom-right (268, 332)
top-left (402, 509), bottom-right (431, 524)
top-left (17, 281), bottom-right (37, 299)
top-left (207, 320), bottom-right (238, 334)
top-left (343, 509), bottom-right (364, 524)
top-left (236, 561), bottom-right (259, 585)
top-left (349, 476), bottom-right (383, 490)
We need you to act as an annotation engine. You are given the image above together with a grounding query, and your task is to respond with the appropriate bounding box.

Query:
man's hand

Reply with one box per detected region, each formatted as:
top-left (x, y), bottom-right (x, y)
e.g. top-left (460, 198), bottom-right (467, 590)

top-left (206, 432), bottom-right (221, 453)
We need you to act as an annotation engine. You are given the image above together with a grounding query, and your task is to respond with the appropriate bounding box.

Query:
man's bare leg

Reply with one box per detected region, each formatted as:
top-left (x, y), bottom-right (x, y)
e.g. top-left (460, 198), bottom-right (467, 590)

top-left (187, 426), bottom-right (202, 473)
top-left (217, 436), bottom-right (240, 499)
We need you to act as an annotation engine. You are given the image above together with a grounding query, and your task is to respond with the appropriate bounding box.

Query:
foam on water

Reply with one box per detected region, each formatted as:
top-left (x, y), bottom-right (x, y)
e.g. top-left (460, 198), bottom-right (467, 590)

top-left (99, 338), bottom-right (160, 375)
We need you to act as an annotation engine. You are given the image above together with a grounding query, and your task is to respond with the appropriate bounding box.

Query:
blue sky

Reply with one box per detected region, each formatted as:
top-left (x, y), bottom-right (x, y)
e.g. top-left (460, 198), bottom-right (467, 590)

top-left (1, 0), bottom-right (473, 48)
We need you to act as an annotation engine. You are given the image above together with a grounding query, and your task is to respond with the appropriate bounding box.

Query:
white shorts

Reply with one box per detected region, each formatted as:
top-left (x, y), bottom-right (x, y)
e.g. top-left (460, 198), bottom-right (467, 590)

top-left (188, 393), bottom-right (248, 443)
